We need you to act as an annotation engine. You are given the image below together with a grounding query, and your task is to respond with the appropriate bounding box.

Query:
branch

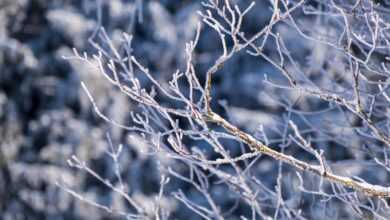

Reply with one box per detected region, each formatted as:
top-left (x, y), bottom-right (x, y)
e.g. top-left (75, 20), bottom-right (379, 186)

top-left (204, 111), bottom-right (390, 198)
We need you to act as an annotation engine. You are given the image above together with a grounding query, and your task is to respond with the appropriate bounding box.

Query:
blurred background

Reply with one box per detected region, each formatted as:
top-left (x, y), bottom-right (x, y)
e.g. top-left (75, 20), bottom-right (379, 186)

top-left (1, 0), bottom-right (390, 219)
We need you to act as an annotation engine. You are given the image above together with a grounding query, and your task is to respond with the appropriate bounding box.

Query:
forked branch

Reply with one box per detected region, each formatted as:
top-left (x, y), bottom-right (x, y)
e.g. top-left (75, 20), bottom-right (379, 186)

top-left (204, 111), bottom-right (390, 197)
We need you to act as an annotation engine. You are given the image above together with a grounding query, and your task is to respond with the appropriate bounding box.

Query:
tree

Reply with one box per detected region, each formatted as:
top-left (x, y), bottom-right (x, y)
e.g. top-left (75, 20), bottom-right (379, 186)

top-left (62, 0), bottom-right (390, 219)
